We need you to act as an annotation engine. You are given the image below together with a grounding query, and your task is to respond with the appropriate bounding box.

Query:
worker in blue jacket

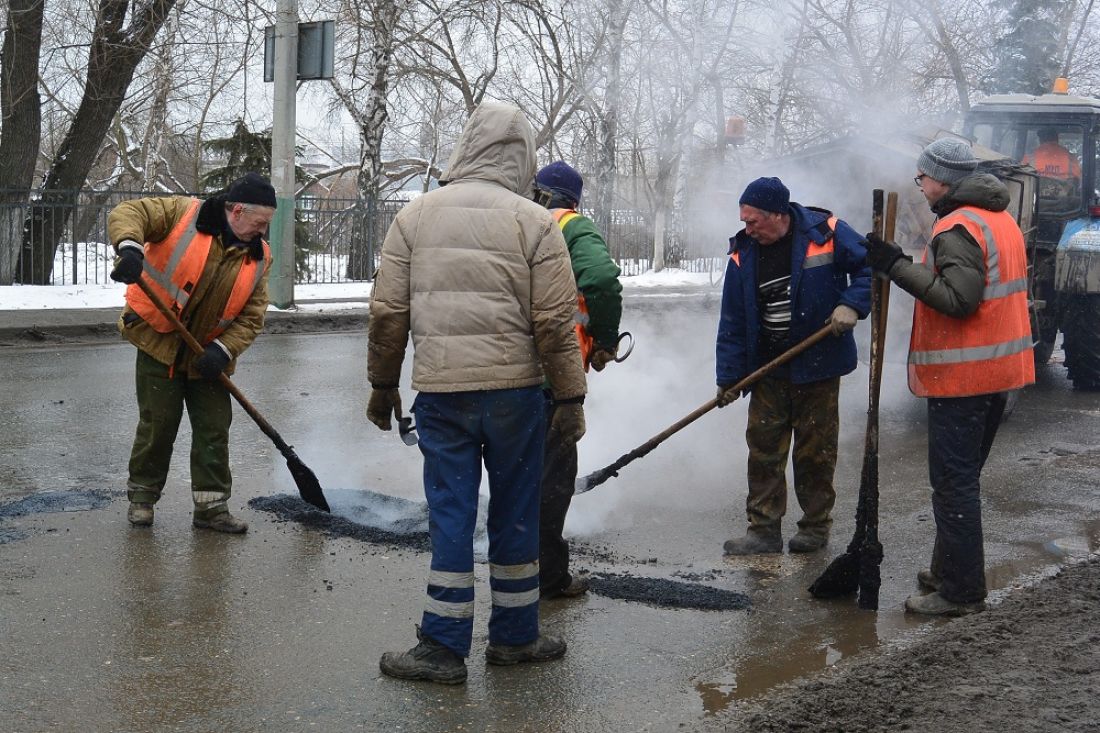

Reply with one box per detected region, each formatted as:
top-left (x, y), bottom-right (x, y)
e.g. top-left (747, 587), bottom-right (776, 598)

top-left (716, 177), bottom-right (871, 555)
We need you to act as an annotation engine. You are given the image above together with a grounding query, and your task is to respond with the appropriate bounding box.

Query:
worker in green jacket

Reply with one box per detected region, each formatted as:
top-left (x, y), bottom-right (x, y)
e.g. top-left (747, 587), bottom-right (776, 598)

top-left (533, 161), bottom-right (623, 599)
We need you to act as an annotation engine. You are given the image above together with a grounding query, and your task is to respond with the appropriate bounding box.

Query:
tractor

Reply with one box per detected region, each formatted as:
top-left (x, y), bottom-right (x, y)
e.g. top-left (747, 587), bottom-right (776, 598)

top-left (965, 78), bottom-right (1100, 388)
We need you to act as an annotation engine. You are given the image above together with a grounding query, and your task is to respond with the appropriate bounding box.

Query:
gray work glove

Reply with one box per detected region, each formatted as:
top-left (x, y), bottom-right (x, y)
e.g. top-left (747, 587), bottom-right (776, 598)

top-left (828, 304), bottom-right (859, 337)
top-left (551, 402), bottom-right (586, 444)
top-left (716, 384), bottom-right (743, 407)
top-left (367, 387), bottom-right (402, 431)
top-left (590, 346), bottom-right (618, 372)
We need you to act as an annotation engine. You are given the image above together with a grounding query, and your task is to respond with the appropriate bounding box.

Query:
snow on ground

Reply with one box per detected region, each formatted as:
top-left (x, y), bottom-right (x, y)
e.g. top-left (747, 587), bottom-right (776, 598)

top-left (0, 268), bottom-right (714, 311)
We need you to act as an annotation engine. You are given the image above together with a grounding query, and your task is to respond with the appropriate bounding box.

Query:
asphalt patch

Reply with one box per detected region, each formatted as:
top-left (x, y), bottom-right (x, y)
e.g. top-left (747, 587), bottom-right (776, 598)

top-left (589, 572), bottom-right (751, 611)
top-left (0, 489), bottom-right (114, 545)
top-left (249, 492), bottom-right (432, 552)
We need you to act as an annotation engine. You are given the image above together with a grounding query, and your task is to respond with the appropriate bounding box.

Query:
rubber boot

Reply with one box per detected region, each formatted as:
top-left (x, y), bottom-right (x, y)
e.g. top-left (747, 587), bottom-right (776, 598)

top-left (917, 569), bottom-right (942, 591)
top-left (193, 511), bottom-right (248, 534)
top-left (904, 591), bottom-right (985, 616)
top-left (485, 635), bottom-right (567, 666)
top-left (127, 502), bottom-right (154, 527)
top-left (788, 528), bottom-right (828, 553)
top-left (723, 525), bottom-right (782, 555)
top-left (380, 627), bottom-right (467, 684)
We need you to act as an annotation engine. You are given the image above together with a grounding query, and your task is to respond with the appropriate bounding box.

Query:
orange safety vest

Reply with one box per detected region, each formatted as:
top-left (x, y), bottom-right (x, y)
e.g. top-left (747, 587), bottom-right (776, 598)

top-left (908, 206), bottom-right (1035, 397)
top-left (1023, 143), bottom-right (1082, 180)
top-left (729, 216), bottom-right (838, 269)
top-left (124, 198), bottom-right (271, 342)
top-left (551, 207), bottom-right (595, 370)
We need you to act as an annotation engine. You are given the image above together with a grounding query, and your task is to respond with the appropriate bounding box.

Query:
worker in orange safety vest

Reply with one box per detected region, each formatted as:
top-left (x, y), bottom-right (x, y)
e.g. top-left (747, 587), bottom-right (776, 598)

top-left (865, 138), bottom-right (1034, 617)
top-left (107, 172), bottom-right (276, 534)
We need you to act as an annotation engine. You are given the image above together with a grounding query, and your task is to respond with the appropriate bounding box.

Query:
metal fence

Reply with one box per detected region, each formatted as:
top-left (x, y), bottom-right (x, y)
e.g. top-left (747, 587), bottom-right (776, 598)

top-left (0, 189), bottom-right (726, 285)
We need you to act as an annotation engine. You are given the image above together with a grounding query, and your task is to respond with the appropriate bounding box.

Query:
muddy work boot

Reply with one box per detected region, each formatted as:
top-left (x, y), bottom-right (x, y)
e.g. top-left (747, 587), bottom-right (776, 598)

top-left (485, 634), bottom-right (567, 666)
top-left (127, 502), bottom-right (154, 527)
top-left (917, 569), bottom-right (942, 591)
top-left (723, 526), bottom-right (782, 555)
top-left (904, 591), bottom-right (985, 617)
top-left (788, 529), bottom-right (828, 553)
top-left (379, 630), bottom-right (467, 685)
top-left (543, 573), bottom-right (590, 600)
top-left (192, 511), bottom-right (249, 534)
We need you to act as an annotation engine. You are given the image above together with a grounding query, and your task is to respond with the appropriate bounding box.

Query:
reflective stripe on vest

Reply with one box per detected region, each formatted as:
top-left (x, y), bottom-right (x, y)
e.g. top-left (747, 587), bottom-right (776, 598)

top-left (729, 216), bottom-right (837, 269)
top-left (552, 207), bottom-right (594, 370)
top-left (125, 198), bottom-right (271, 340)
top-left (908, 206), bottom-right (1035, 397)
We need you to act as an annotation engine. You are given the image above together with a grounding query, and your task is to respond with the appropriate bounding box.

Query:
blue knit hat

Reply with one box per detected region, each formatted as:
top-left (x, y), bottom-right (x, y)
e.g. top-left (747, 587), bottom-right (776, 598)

top-left (535, 161), bottom-right (583, 204)
top-left (739, 177), bottom-right (789, 214)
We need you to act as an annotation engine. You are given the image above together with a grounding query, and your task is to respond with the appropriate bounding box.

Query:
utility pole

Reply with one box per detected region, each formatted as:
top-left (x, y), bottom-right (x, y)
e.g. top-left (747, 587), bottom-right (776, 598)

top-left (269, 0), bottom-right (298, 308)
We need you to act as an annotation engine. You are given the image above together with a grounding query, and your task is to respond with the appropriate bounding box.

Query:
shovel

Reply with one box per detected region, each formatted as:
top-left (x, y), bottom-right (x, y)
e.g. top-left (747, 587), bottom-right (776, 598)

top-left (135, 277), bottom-right (330, 513)
top-left (574, 323), bottom-right (836, 495)
top-left (808, 189), bottom-right (895, 608)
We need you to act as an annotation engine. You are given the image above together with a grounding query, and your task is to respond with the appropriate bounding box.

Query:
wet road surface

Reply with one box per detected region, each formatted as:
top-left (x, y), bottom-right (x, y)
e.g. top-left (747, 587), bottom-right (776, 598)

top-left (2, 294), bottom-right (1098, 731)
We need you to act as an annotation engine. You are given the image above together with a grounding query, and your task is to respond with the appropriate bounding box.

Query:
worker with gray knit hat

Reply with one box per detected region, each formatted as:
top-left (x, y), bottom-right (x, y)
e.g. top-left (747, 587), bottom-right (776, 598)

top-left (865, 138), bottom-right (1034, 616)
top-left (716, 176), bottom-right (872, 555)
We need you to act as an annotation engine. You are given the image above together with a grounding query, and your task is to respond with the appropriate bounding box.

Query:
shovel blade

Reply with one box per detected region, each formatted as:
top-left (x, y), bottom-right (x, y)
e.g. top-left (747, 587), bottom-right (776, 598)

top-left (284, 448), bottom-right (330, 512)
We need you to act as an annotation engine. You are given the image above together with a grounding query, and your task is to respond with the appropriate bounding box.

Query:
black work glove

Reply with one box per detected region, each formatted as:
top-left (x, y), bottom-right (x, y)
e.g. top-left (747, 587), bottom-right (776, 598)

top-left (551, 402), bottom-right (586, 444)
top-left (590, 346), bottom-right (618, 372)
top-left (367, 387), bottom-right (402, 431)
top-left (110, 246), bottom-right (144, 284)
top-left (716, 384), bottom-right (744, 407)
top-left (195, 343), bottom-right (231, 380)
top-left (863, 232), bottom-right (907, 275)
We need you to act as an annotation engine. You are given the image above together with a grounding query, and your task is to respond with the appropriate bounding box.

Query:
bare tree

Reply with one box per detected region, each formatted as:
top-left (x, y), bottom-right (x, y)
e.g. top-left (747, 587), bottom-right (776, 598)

top-left (15, 0), bottom-right (179, 284)
top-left (0, 0), bottom-right (45, 283)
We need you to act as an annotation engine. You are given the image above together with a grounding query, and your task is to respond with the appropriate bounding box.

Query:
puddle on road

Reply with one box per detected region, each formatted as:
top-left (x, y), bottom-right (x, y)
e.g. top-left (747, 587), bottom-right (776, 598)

top-left (0, 489), bottom-right (114, 544)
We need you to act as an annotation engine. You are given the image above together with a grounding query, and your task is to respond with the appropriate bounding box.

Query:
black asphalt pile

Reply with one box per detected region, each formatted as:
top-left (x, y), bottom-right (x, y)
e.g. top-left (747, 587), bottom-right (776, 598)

top-left (590, 572), bottom-right (751, 611)
top-left (249, 492), bottom-right (432, 552)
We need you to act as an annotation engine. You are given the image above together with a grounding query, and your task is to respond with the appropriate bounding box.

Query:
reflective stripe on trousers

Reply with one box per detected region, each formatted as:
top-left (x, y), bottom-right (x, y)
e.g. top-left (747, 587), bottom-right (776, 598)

top-left (414, 387), bottom-right (546, 657)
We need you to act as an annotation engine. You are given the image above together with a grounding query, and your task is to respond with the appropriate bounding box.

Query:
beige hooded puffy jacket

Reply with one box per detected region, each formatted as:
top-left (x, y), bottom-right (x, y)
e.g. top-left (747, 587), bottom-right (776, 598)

top-left (368, 102), bottom-right (586, 400)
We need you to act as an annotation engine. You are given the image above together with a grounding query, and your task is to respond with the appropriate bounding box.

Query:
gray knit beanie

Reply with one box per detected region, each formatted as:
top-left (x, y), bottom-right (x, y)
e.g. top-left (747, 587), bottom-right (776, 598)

top-left (917, 138), bottom-right (978, 185)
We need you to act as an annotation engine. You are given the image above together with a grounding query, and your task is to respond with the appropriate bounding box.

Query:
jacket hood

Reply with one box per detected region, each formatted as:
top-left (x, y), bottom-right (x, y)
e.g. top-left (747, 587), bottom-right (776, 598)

top-left (933, 173), bottom-right (1010, 216)
top-left (439, 102), bottom-right (537, 194)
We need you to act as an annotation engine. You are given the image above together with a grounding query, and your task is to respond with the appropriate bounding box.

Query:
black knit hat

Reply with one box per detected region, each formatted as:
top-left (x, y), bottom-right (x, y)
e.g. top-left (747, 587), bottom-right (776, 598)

top-left (739, 177), bottom-right (790, 214)
top-left (226, 172), bottom-right (277, 208)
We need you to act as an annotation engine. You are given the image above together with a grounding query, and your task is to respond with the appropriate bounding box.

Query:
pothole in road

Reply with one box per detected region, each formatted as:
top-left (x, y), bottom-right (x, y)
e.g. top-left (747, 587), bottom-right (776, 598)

top-left (251, 490), bottom-right (753, 611)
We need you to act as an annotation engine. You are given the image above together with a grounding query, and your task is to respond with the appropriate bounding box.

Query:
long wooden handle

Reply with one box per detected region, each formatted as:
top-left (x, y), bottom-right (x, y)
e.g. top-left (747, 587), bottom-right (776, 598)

top-left (576, 323), bottom-right (835, 493)
top-left (134, 277), bottom-right (292, 453)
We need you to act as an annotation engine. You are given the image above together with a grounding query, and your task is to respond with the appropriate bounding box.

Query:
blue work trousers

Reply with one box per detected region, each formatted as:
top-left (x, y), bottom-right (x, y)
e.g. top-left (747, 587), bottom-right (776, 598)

top-left (414, 387), bottom-right (546, 657)
top-left (926, 392), bottom-right (1007, 603)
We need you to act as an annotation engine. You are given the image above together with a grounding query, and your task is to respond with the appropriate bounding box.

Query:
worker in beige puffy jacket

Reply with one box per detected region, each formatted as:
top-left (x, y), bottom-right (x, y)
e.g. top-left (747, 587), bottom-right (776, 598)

top-left (367, 102), bottom-right (587, 684)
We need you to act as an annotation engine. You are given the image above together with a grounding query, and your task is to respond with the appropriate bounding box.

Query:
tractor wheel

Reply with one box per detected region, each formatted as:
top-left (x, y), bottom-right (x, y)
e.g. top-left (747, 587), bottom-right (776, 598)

top-left (1062, 295), bottom-right (1100, 390)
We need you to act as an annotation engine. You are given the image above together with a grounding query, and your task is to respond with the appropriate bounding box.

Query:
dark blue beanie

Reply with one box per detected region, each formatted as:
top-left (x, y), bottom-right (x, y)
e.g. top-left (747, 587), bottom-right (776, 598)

top-left (535, 161), bottom-right (584, 204)
top-left (739, 177), bottom-right (789, 214)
